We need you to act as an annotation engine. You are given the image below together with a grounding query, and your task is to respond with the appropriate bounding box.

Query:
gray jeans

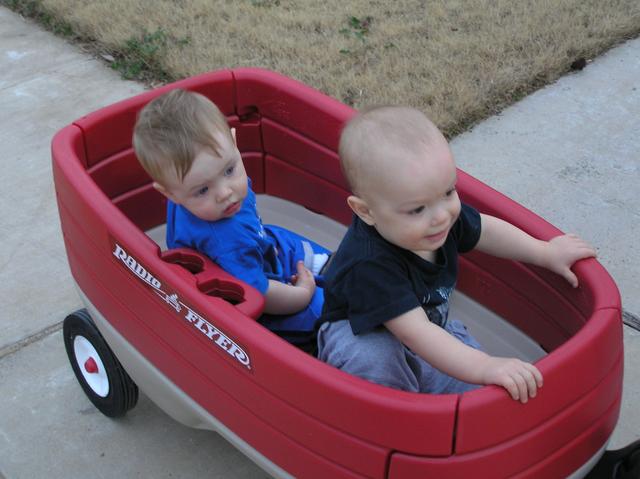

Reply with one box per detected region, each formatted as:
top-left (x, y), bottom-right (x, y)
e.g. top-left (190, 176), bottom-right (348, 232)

top-left (317, 318), bottom-right (482, 394)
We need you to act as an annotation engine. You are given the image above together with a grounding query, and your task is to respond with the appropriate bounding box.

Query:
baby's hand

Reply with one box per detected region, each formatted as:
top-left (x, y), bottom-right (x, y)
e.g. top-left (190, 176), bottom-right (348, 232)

top-left (290, 261), bottom-right (316, 298)
top-left (544, 234), bottom-right (596, 288)
top-left (481, 357), bottom-right (543, 403)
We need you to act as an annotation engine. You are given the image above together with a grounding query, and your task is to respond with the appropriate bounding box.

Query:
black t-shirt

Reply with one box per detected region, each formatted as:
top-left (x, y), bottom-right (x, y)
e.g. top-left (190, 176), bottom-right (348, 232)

top-left (320, 204), bottom-right (482, 334)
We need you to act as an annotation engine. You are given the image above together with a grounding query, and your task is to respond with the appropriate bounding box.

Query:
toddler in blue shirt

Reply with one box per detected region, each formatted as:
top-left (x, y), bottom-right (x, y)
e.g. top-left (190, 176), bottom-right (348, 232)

top-left (133, 89), bottom-right (329, 347)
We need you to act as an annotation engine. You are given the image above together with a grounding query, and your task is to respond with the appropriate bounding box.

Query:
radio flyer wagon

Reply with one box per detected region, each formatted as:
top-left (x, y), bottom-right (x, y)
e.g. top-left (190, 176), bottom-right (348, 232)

top-left (52, 68), bottom-right (623, 478)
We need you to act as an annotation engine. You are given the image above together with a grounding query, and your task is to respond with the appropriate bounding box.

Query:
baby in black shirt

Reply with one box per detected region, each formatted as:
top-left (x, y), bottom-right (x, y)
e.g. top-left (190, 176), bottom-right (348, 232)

top-left (318, 106), bottom-right (596, 402)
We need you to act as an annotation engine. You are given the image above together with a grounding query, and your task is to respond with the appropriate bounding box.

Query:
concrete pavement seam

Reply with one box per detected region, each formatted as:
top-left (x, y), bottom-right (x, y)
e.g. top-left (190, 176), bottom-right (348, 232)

top-left (623, 310), bottom-right (640, 331)
top-left (0, 321), bottom-right (63, 360)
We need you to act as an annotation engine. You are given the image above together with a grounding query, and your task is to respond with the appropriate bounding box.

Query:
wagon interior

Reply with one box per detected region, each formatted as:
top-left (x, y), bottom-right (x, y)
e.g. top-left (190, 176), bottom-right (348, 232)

top-left (78, 71), bottom-right (601, 359)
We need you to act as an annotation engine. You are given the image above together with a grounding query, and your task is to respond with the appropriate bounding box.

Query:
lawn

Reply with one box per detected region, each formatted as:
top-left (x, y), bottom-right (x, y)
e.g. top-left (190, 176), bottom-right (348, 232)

top-left (7, 0), bottom-right (640, 135)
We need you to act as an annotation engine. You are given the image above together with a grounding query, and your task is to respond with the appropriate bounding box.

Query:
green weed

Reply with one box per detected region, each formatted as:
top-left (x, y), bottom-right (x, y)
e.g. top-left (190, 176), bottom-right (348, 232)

top-left (339, 15), bottom-right (373, 43)
top-left (338, 15), bottom-right (374, 57)
top-left (110, 29), bottom-right (189, 81)
top-left (250, 0), bottom-right (280, 7)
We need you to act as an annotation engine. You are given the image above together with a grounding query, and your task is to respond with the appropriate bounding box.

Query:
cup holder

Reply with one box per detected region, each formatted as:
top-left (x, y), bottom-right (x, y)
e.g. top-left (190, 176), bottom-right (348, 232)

top-left (160, 247), bottom-right (262, 317)
top-left (161, 249), bottom-right (205, 274)
top-left (197, 278), bottom-right (244, 305)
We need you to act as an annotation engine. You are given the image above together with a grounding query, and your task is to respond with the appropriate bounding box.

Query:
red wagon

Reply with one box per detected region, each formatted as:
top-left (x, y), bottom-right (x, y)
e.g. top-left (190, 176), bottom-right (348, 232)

top-left (52, 68), bottom-right (623, 478)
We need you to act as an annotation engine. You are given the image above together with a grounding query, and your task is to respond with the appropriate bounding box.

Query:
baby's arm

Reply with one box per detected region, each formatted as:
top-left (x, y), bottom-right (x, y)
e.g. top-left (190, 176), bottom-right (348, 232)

top-left (385, 307), bottom-right (543, 403)
top-left (477, 214), bottom-right (596, 287)
top-left (262, 261), bottom-right (316, 315)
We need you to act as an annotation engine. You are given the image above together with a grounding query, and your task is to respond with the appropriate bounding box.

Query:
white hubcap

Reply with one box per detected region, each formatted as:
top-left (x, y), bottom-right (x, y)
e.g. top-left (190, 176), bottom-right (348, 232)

top-left (73, 336), bottom-right (109, 398)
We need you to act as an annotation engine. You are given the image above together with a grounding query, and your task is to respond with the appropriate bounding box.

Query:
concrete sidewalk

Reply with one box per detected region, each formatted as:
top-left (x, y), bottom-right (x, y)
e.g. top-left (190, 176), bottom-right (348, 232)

top-left (0, 7), bottom-right (267, 479)
top-left (451, 38), bottom-right (640, 449)
top-left (1, 5), bottom-right (638, 478)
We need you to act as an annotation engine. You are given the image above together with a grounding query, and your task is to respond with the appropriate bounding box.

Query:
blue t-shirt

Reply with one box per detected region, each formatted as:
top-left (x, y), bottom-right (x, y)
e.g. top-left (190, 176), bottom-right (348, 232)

top-left (166, 185), bottom-right (280, 294)
top-left (165, 180), bottom-right (330, 349)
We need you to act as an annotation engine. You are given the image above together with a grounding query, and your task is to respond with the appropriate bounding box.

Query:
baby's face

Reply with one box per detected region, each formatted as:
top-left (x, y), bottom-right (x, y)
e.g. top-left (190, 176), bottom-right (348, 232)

top-left (161, 130), bottom-right (248, 222)
top-left (364, 140), bottom-right (461, 259)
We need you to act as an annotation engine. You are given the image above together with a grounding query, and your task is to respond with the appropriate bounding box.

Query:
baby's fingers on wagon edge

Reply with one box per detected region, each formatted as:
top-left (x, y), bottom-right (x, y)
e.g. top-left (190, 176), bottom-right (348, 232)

top-left (562, 267), bottom-right (579, 288)
top-left (507, 374), bottom-right (534, 404)
top-left (523, 363), bottom-right (543, 398)
top-left (526, 361), bottom-right (544, 388)
top-left (515, 362), bottom-right (543, 403)
top-left (493, 359), bottom-right (542, 403)
top-left (501, 375), bottom-right (524, 403)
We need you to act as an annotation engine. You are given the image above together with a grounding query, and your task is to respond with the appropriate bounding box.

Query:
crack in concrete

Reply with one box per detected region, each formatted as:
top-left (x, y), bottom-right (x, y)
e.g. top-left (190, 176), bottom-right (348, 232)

top-left (623, 309), bottom-right (640, 332)
top-left (0, 321), bottom-right (63, 360)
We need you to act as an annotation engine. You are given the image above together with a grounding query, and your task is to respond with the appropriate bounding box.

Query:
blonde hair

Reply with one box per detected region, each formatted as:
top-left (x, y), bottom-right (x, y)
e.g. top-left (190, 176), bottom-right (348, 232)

top-left (133, 89), bottom-right (232, 184)
top-left (339, 106), bottom-right (444, 195)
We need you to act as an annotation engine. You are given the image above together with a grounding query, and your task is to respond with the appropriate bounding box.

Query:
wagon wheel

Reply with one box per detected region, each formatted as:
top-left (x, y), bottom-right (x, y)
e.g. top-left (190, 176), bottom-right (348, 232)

top-left (63, 309), bottom-right (138, 417)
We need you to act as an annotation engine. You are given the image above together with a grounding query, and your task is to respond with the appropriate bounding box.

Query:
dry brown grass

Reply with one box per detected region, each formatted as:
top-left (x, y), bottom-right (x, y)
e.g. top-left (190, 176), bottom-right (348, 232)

top-left (8, 0), bottom-right (640, 135)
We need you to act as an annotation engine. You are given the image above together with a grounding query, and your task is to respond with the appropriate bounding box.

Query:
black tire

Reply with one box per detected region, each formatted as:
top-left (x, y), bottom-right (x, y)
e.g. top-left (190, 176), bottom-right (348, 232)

top-left (586, 438), bottom-right (640, 479)
top-left (63, 309), bottom-right (138, 417)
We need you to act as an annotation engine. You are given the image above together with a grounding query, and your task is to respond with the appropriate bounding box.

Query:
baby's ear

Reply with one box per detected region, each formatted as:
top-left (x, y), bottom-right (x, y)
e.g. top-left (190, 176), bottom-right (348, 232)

top-left (347, 195), bottom-right (375, 225)
top-left (230, 127), bottom-right (237, 145)
top-left (153, 181), bottom-right (177, 203)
